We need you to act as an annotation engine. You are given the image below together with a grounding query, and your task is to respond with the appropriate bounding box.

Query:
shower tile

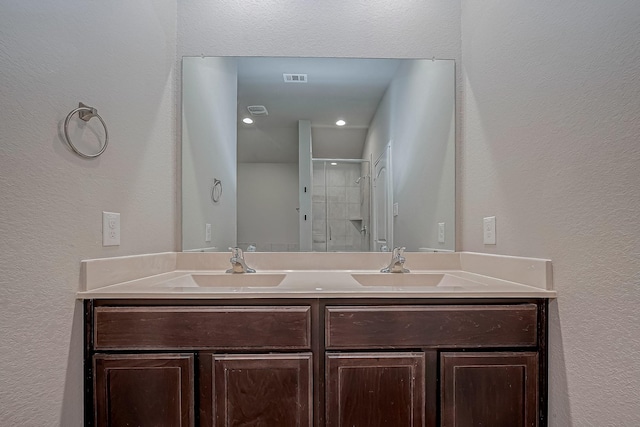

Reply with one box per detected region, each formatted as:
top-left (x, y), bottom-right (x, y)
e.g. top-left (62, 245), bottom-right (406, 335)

top-left (347, 203), bottom-right (361, 219)
top-left (327, 243), bottom-right (345, 252)
top-left (345, 219), bottom-right (357, 234)
top-left (313, 234), bottom-right (327, 244)
top-left (313, 202), bottom-right (326, 220)
top-left (328, 203), bottom-right (346, 219)
top-left (346, 187), bottom-right (360, 203)
top-left (271, 243), bottom-right (289, 252)
top-left (348, 235), bottom-right (362, 251)
top-left (312, 219), bottom-right (326, 233)
top-left (328, 219), bottom-right (346, 237)
top-left (256, 243), bottom-right (271, 252)
top-left (313, 168), bottom-right (325, 186)
top-left (327, 169), bottom-right (346, 187)
top-left (347, 220), bottom-right (361, 233)
top-left (313, 242), bottom-right (327, 252)
top-left (331, 236), bottom-right (348, 249)
top-left (350, 226), bottom-right (362, 239)
top-left (327, 186), bottom-right (346, 202)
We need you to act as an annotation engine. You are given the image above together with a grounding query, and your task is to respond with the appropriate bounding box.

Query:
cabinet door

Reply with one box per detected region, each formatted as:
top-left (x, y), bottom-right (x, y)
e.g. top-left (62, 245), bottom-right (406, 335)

top-left (326, 352), bottom-right (426, 427)
top-left (200, 353), bottom-right (312, 427)
top-left (93, 353), bottom-right (194, 427)
top-left (441, 352), bottom-right (539, 427)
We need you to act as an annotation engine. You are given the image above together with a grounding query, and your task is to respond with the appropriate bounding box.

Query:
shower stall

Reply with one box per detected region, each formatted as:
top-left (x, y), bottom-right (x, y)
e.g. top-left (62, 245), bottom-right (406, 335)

top-left (311, 159), bottom-right (371, 252)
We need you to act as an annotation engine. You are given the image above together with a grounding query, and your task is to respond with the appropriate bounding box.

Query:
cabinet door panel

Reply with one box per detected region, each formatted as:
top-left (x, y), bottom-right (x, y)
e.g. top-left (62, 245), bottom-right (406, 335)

top-left (326, 352), bottom-right (426, 427)
top-left (93, 353), bottom-right (194, 427)
top-left (200, 353), bottom-right (312, 427)
top-left (441, 352), bottom-right (538, 427)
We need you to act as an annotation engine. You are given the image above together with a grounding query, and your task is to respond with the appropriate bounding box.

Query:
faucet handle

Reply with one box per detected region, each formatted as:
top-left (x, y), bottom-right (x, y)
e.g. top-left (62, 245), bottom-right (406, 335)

top-left (381, 247), bottom-right (410, 273)
top-left (226, 247), bottom-right (255, 273)
top-left (393, 247), bottom-right (406, 258)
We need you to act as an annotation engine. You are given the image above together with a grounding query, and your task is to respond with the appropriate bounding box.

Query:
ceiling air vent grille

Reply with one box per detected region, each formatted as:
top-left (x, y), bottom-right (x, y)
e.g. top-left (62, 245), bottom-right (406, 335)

top-left (247, 105), bottom-right (268, 116)
top-left (283, 73), bottom-right (308, 83)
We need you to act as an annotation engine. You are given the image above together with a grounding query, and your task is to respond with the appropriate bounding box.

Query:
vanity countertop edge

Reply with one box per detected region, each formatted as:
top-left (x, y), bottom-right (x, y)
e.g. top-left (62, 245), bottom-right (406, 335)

top-left (76, 251), bottom-right (556, 299)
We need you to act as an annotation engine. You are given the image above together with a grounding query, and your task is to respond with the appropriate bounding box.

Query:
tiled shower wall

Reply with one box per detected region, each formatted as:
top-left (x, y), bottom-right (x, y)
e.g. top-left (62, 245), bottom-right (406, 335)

top-left (312, 162), bottom-right (369, 251)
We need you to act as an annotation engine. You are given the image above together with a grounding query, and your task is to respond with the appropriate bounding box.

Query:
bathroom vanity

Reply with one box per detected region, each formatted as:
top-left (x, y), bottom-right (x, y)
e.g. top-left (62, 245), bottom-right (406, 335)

top-left (79, 251), bottom-right (554, 427)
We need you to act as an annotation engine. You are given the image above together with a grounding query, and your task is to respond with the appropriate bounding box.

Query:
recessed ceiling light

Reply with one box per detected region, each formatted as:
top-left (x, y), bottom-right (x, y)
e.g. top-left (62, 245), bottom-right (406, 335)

top-left (330, 162), bottom-right (338, 166)
top-left (336, 119), bottom-right (346, 126)
top-left (242, 117), bottom-right (254, 124)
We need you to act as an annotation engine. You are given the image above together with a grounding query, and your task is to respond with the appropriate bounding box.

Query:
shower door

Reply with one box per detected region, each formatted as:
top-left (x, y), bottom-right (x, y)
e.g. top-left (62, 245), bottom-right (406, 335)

top-left (312, 160), bottom-right (370, 252)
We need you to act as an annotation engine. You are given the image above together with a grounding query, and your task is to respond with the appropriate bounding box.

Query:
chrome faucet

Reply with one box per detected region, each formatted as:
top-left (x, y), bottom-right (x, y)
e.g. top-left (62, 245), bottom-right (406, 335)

top-left (381, 247), bottom-right (410, 273)
top-left (226, 247), bottom-right (256, 274)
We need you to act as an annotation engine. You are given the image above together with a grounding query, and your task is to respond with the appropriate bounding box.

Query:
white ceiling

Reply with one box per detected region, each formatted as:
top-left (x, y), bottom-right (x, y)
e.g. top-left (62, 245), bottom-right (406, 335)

top-left (236, 57), bottom-right (400, 163)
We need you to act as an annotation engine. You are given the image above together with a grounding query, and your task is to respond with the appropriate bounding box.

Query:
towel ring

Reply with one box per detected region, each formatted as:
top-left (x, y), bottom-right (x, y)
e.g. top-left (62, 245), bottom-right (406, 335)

top-left (63, 103), bottom-right (109, 159)
top-left (211, 178), bottom-right (223, 203)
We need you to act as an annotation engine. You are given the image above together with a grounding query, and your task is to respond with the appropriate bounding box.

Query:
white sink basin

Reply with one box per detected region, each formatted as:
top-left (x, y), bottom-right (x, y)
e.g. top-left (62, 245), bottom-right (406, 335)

top-left (351, 273), bottom-right (445, 287)
top-left (192, 273), bottom-right (286, 287)
top-left (158, 273), bottom-right (286, 288)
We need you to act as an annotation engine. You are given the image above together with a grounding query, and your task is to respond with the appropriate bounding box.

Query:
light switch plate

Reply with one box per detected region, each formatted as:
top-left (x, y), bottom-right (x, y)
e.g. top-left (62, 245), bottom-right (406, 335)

top-left (393, 203), bottom-right (399, 217)
top-left (102, 212), bottom-right (120, 246)
top-left (205, 223), bottom-right (212, 242)
top-left (438, 222), bottom-right (445, 243)
top-left (483, 216), bottom-right (496, 245)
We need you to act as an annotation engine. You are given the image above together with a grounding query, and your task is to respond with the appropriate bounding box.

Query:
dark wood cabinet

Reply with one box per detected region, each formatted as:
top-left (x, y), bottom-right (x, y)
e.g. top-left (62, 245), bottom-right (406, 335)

top-left (326, 305), bottom-right (538, 349)
top-left (200, 353), bottom-right (312, 427)
top-left (441, 352), bottom-right (539, 427)
top-left (326, 352), bottom-right (426, 427)
top-left (93, 305), bottom-right (311, 350)
top-left (93, 353), bottom-right (195, 427)
top-left (85, 299), bottom-right (547, 427)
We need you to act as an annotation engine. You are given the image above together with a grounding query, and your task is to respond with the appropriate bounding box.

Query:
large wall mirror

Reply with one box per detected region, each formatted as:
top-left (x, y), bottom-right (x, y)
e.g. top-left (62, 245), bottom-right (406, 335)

top-left (182, 57), bottom-right (455, 253)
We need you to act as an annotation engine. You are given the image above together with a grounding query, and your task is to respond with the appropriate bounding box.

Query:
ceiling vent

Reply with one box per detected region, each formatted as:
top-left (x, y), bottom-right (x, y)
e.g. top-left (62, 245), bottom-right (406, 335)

top-left (283, 73), bottom-right (308, 83)
top-left (247, 105), bottom-right (268, 116)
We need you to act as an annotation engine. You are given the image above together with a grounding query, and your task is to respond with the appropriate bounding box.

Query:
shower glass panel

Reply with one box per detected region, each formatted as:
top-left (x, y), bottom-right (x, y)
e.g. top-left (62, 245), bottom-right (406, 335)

top-left (312, 160), bottom-right (370, 252)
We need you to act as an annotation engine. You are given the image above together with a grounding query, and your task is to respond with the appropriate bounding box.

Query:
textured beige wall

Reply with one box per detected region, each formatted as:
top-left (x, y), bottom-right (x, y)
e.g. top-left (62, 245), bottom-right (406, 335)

top-left (0, 1), bottom-right (177, 425)
top-left (9, 1), bottom-right (634, 425)
top-left (461, 1), bottom-right (640, 425)
top-left (178, 0), bottom-right (461, 59)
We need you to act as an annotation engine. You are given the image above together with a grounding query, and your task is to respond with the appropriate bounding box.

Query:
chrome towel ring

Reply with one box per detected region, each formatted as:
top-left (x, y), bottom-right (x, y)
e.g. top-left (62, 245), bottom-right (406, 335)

top-left (63, 102), bottom-right (109, 159)
top-left (211, 178), bottom-right (222, 203)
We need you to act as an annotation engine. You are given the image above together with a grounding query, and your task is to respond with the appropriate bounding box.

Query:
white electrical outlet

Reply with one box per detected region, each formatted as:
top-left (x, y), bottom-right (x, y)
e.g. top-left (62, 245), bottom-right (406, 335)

top-left (102, 212), bottom-right (120, 246)
top-left (483, 216), bottom-right (496, 245)
top-left (438, 222), bottom-right (445, 243)
top-left (205, 223), bottom-right (212, 242)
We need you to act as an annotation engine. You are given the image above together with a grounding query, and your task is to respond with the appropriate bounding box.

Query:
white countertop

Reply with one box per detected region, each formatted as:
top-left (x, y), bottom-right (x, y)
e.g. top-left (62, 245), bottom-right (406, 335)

top-left (77, 252), bottom-right (556, 299)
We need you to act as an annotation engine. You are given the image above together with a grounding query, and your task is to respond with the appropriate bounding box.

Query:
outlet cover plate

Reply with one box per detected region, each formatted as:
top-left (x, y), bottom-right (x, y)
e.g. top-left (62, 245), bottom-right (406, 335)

top-left (483, 216), bottom-right (496, 245)
top-left (438, 222), bottom-right (445, 243)
top-left (102, 212), bottom-right (120, 246)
